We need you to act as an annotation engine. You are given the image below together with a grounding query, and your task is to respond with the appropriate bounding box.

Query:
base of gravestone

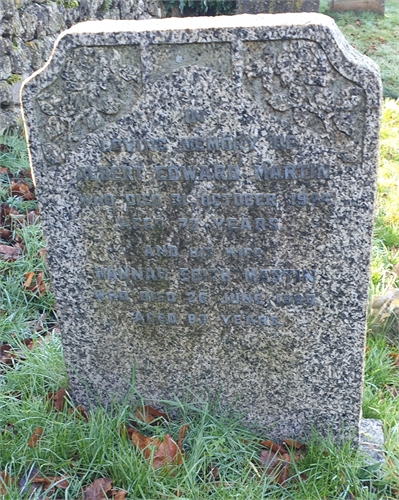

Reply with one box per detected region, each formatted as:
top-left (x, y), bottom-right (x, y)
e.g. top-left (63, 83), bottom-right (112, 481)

top-left (328, 0), bottom-right (384, 14)
top-left (359, 419), bottom-right (385, 472)
top-left (236, 0), bottom-right (320, 14)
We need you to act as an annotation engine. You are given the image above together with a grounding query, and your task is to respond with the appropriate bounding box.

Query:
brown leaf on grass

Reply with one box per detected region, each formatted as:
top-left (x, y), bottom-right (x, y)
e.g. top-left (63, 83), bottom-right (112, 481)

top-left (177, 424), bottom-right (189, 450)
top-left (260, 439), bottom-right (282, 453)
top-left (0, 228), bottom-right (12, 241)
top-left (24, 271), bottom-right (35, 289)
top-left (389, 353), bottom-right (399, 367)
top-left (384, 385), bottom-right (399, 397)
top-left (38, 247), bottom-right (48, 265)
top-left (36, 272), bottom-right (46, 295)
top-left (0, 244), bottom-right (22, 261)
top-left (110, 489), bottom-right (127, 499)
top-left (277, 463), bottom-right (290, 485)
top-left (355, 19), bottom-right (361, 27)
top-left (23, 271), bottom-right (46, 296)
top-left (205, 466), bottom-right (220, 482)
top-left (24, 210), bottom-right (39, 226)
top-left (119, 423), bottom-right (136, 439)
top-left (47, 388), bottom-right (67, 412)
top-left (31, 474), bottom-right (69, 490)
top-left (73, 405), bottom-right (89, 421)
top-left (0, 203), bottom-right (19, 227)
top-left (84, 477), bottom-right (112, 499)
top-left (282, 438), bottom-right (303, 450)
top-left (131, 429), bottom-right (161, 460)
top-left (260, 449), bottom-right (291, 484)
top-left (21, 338), bottom-right (34, 350)
top-left (0, 344), bottom-right (14, 365)
top-left (28, 427), bottom-right (43, 448)
top-left (10, 180), bottom-right (35, 200)
top-left (259, 438), bottom-right (304, 486)
top-left (131, 428), bottom-right (183, 469)
top-left (152, 433), bottom-right (183, 469)
top-left (134, 404), bottom-right (168, 424)
top-left (0, 471), bottom-right (13, 495)
top-left (18, 467), bottom-right (43, 498)
top-left (259, 449), bottom-right (282, 469)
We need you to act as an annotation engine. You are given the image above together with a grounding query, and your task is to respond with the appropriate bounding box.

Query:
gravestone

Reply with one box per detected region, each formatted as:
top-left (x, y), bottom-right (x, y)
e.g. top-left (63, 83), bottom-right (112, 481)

top-left (236, 0), bottom-right (320, 14)
top-left (328, 0), bottom-right (384, 14)
top-left (21, 14), bottom-right (381, 443)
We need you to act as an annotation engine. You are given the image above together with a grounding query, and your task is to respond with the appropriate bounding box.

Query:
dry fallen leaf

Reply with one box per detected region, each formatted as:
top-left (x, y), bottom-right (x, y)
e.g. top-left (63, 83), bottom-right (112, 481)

top-left (21, 338), bottom-right (34, 350)
top-left (260, 439), bottom-right (282, 453)
top-left (131, 429), bottom-right (161, 460)
top-left (24, 272), bottom-right (35, 289)
top-left (0, 471), bottom-right (13, 495)
top-left (384, 385), bottom-right (399, 397)
top-left (26, 210), bottom-right (39, 225)
top-left (0, 344), bottom-right (14, 366)
top-left (73, 404), bottom-right (89, 421)
top-left (23, 271), bottom-right (46, 296)
top-left (389, 353), bottom-right (399, 367)
top-left (10, 180), bottom-right (35, 200)
top-left (31, 474), bottom-right (69, 490)
top-left (259, 438), bottom-right (304, 486)
top-left (134, 404), bottom-right (168, 424)
top-left (0, 228), bottom-right (12, 241)
top-left (47, 388), bottom-right (67, 412)
top-left (84, 477), bottom-right (112, 499)
top-left (0, 244), bottom-right (22, 261)
top-left (152, 433), bottom-right (182, 469)
top-left (282, 438), bottom-right (302, 450)
top-left (28, 427), bottom-right (43, 448)
top-left (18, 466), bottom-right (44, 498)
top-left (110, 489), bottom-right (127, 499)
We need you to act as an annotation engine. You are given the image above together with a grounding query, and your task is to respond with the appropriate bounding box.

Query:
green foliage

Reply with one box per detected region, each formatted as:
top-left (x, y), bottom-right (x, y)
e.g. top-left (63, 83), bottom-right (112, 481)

top-left (0, 132), bottom-right (29, 174)
top-left (6, 74), bottom-right (22, 85)
top-left (100, 0), bottom-right (112, 12)
top-left (54, 0), bottom-right (79, 8)
top-left (164, 0), bottom-right (236, 16)
top-left (369, 99), bottom-right (399, 295)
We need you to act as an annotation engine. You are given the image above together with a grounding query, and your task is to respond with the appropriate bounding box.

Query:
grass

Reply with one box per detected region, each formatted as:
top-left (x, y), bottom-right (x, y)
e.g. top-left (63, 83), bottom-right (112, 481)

top-left (1, 5), bottom-right (399, 499)
top-left (1, 337), bottom-right (398, 499)
top-left (320, 0), bottom-right (399, 99)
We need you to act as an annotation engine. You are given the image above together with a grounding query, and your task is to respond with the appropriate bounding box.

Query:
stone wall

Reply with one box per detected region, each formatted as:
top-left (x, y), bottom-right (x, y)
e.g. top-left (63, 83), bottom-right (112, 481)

top-left (0, 0), bottom-right (163, 133)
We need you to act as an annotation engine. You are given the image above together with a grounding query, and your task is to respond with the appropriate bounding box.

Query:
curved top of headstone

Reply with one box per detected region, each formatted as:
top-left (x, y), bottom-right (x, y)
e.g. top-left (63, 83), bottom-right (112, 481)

top-left (22, 13), bottom-right (380, 86)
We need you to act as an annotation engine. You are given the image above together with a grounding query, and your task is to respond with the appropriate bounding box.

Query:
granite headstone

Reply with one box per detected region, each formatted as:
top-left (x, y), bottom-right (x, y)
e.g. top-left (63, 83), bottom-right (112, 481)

top-left (21, 14), bottom-right (381, 443)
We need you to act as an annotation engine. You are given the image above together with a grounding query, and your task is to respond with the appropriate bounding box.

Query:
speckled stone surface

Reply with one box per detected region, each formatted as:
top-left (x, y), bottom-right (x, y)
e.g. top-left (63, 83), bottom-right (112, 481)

top-left (360, 419), bottom-right (384, 469)
top-left (21, 14), bottom-right (382, 444)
